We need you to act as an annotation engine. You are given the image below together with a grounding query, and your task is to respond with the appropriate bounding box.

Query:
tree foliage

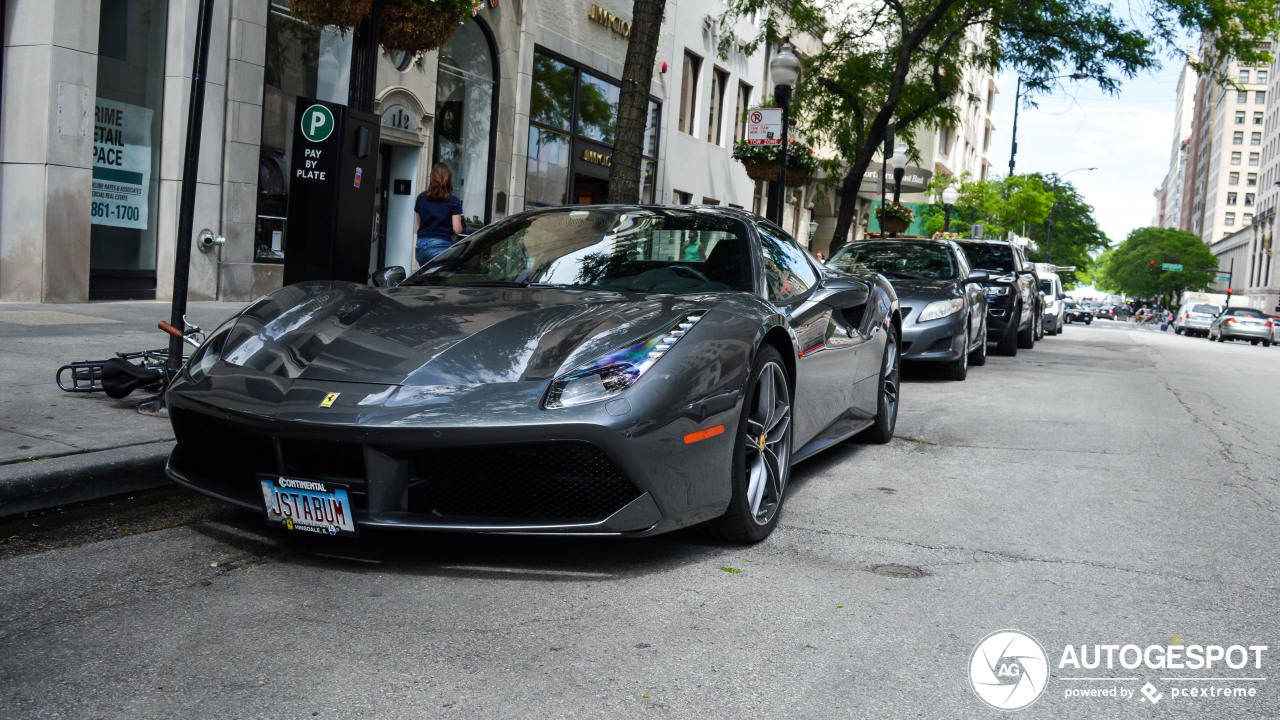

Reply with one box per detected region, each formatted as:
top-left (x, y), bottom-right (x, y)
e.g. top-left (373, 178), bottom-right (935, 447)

top-left (1095, 227), bottom-right (1219, 307)
top-left (918, 173), bottom-right (1053, 240)
top-left (714, 0), bottom-right (1279, 253)
top-left (1022, 174), bottom-right (1109, 287)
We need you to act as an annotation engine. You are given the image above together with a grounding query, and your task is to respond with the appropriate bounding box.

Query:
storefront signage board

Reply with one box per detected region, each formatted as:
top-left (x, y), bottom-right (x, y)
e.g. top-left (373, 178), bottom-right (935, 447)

top-left (91, 98), bottom-right (152, 230)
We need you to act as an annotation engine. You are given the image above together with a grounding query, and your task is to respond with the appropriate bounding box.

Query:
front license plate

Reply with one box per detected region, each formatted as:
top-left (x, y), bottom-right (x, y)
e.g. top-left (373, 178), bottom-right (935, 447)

top-left (258, 474), bottom-right (358, 537)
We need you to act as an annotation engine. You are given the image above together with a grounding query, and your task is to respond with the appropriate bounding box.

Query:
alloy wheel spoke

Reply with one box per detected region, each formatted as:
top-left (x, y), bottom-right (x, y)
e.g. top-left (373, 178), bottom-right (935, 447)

top-left (746, 453), bottom-right (766, 517)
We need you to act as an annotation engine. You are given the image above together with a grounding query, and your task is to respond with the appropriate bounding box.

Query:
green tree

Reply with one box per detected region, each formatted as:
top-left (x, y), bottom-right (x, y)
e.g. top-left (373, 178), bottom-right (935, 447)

top-left (717, 0), bottom-right (1277, 254)
top-left (1023, 174), bottom-right (1109, 287)
top-left (1096, 227), bottom-right (1218, 307)
top-left (919, 174), bottom-right (1053, 240)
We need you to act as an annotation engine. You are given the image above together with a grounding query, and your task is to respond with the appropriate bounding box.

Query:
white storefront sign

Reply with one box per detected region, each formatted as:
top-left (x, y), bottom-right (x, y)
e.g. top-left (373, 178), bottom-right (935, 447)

top-left (91, 98), bottom-right (152, 229)
top-left (746, 108), bottom-right (782, 146)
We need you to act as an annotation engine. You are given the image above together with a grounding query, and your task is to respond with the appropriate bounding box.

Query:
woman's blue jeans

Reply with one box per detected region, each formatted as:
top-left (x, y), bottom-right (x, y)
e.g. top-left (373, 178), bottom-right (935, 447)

top-left (415, 236), bottom-right (452, 266)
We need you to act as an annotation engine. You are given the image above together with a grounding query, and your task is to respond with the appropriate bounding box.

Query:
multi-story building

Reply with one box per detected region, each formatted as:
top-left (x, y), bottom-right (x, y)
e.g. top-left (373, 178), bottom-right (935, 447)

top-left (1155, 60), bottom-right (1196, 229)
top-left (0, 0), bottom-right (778, 303)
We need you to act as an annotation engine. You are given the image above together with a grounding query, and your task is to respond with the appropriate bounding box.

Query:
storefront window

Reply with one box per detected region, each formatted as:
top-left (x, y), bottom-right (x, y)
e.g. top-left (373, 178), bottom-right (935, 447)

top-left (89, 0), bottom-right (167, 300)
top-left (435, 22), bottom-right (496, 230)
top-left (255, 1), bottom-right (352, 263)
top-left (525, 51), bottom-right (660, 208)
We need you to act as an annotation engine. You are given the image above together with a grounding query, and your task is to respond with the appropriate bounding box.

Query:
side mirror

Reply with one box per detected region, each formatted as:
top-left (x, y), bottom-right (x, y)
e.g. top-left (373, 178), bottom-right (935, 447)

top-left (1057, 293), bottom-right (1066, 300)
top-left (371, 266), bottom-right (406, 288)
top-left (964, 270), bottom-right (990, 284)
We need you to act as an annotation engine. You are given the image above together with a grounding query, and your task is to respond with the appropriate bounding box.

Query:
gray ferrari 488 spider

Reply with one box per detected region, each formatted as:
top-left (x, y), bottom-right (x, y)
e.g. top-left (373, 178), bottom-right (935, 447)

top-left (165, 205), bottom-right (900, 542)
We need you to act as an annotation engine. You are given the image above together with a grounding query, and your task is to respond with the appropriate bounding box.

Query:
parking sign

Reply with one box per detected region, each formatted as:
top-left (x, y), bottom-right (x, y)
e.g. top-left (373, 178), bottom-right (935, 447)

top-left (747, 108), bottom-right (783, 146)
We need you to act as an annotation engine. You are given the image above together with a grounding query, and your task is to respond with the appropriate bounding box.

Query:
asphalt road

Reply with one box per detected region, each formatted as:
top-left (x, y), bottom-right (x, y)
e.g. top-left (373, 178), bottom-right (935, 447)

top-left (2, 320), bottom-right (1277, 719)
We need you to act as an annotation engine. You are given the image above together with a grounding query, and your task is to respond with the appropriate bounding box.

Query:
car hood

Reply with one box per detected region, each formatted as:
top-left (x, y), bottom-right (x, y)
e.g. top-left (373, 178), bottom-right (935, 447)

top-left (884, 277), bottom-right (958, 303)
top-left (216, 281), bottom-right (716, 386)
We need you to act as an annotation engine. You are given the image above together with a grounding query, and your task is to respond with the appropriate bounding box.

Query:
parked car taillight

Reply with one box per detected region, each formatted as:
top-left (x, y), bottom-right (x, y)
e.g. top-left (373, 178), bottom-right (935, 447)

top-left (1226, 318), bottom-right (1236, 323)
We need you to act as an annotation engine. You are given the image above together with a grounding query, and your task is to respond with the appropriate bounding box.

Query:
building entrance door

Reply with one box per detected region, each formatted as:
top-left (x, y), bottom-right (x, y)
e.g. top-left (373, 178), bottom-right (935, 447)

top-left (373, 142), bottom-right (421, 271)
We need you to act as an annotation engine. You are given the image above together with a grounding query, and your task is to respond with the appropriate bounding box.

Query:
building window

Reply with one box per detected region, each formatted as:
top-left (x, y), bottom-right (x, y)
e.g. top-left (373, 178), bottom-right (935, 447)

top-left (707, 68), bottom-right (729, 145)
top-left (1255, 112), bottom-right (1265, 124)
top-left (1230, 171), bottom-right (1240, 185)
top-left (1246, 193), bottom-right (1255, 205)
top-left (527, 51), bottom-right (661, 207)
top-left (1260, 70), bottom-right (1269, 84)
top-left (1240, 70), bottom-right (1251, 83)
top-left (1232, 151), bottom-right (1242, 164)
top-left (1234, 131), bottom-right (1244, 144)
top-left (673, 190), bottom-right (693, 204)
top-left (1250, 152), bottom-right (1260, 165)
top-left (1258, 91), bottom-right (1267, 104)
top-left (436, 21), bottom-right (498, 229)
top-left (1236, 111), bottom-right (1247, 124)
top-left (1239, 90), bottom-right (1249, 103)
top-left (1225, 212), bottom-right (1236, 226)
top-left (1248, 172), bottom-right (1258, 185)
top-left (1228, 192), bottom-right (1238, 205)
top-left (1245, 213), bottom-right (1254, 224)
top-left (1252, 132), bottom-right (1263, 145)
top-left (678, 51), bottom-right (701, 135)
top-left (733, 82), bottom-right (752, 143)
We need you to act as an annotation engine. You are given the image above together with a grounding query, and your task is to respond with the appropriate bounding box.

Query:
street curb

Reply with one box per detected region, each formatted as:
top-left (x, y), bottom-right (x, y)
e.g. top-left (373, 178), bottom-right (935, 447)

top-left (0, 442), bottom-right (174, 518)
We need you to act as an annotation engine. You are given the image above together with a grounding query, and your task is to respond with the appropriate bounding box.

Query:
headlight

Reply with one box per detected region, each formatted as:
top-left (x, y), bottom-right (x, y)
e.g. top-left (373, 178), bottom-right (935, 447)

top-left (545, 313), bottom-right (705, 409)
top-left (985, 286), bottom-right (1012, 296)
top-left (184, 318), bottom-right (237, 383)
top-left (917, 298), bottom-right (964, 322)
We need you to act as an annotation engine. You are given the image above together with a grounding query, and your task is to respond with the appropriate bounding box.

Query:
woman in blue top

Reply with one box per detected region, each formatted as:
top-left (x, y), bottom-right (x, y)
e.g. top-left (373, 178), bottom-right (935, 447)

top-left (413, 162), bottom-right (464, 266)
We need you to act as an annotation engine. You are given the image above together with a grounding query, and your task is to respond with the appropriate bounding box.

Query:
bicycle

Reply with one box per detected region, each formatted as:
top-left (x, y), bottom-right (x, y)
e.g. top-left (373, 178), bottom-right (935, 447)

top-left (56, 318), bottom-right (204, 411)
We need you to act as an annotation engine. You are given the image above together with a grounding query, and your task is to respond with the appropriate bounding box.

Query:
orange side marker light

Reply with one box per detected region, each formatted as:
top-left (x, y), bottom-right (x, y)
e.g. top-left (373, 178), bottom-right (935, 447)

top-left (684, 425), bottom-right (725, 444)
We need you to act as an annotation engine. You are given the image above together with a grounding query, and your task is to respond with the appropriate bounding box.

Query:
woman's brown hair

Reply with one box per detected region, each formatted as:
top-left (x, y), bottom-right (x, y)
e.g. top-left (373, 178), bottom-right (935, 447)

top-left (425, 162), bottom-right (453, 202)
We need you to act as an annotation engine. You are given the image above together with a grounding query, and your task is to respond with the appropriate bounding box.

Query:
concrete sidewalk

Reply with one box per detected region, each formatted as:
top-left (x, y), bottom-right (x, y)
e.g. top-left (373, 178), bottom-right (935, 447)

top-left (0, 300), bottom-right (246, 516)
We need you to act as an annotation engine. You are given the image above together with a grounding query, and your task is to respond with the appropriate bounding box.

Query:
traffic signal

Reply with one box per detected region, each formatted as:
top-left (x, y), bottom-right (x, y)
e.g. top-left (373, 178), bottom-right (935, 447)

top-left (1149, 260), bottom-right (1157, 272)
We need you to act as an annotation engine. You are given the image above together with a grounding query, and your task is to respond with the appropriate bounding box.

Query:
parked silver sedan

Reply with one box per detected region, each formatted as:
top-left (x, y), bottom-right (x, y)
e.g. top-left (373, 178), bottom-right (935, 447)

top-left (1209, 307), bottom-right (1275, 346)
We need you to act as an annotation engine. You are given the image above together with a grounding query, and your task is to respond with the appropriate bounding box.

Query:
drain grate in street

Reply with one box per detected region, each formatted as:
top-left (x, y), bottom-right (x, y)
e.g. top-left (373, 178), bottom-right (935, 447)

top-left (870, 564), bottom-right (925, 579)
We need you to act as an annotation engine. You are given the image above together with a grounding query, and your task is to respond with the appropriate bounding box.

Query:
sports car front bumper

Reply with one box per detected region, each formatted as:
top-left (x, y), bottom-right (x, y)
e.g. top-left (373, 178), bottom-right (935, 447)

top-left (165, 373), bottom-right (744, 537)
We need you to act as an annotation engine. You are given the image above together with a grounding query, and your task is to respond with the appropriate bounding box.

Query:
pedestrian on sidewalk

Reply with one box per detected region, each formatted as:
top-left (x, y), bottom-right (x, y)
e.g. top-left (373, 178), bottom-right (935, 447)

top-left (414, 162), bottom-right (464, 266)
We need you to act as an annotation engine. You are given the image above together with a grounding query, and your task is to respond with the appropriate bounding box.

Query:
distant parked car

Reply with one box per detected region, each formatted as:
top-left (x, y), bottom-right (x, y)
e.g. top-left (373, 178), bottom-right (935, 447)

top-left (956, 239), bottom-right (1041, 356)
top-left (1095, 305), bottom-right (1117, 320)
top-left (1209, 307), bottom-right (1275, 346)
top-left (1063, 299), bottom-right (1093, 325)
top-left (828, 238), bottom-right (989, 380)
top-left (1174, 302), bottom-right (1223, 338)
top-left (1038, 273), bottom-right (1066, 335)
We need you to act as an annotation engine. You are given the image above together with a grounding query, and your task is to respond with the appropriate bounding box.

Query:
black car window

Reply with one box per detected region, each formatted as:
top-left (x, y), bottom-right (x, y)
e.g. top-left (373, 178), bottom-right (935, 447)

top-left (1225, 308), bottom-right (1265, 318)
top-left (1191, 304), bottom-right (1221, 314)
top-left (402, 208), bottom-right (754, 294)
top-left (756, 224), bottom-right (817, 303)
top-left (828, 241), bottom-right (956, 280)
top-left (957, 242), bottom-right (1016, 272)
top-left (1038, 279), bottom-right (1053, 293)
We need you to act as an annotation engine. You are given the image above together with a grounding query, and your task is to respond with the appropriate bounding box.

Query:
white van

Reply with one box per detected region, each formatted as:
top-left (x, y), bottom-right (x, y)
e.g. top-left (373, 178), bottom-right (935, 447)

top-left (1034, 264), bottom-right (1067, 335)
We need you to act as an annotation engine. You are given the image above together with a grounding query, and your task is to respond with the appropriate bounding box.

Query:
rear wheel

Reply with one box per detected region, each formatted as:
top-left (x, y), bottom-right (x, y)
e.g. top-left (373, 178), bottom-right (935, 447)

top-left (857, 324), bottom-right (900, 443)
top-left (997, 315), bottom-right (1019, 356)
top-left (1033, 309), bottom-right (1044, 340)
top-left (711, 345), bottom-right (792, 543)
top-left (969, 320), bottom-right (988, 366)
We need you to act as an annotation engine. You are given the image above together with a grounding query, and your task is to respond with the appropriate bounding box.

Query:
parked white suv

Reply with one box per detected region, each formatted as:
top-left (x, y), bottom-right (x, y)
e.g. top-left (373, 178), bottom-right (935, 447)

top-left (1174, 301), bottom-right (1224, 338)
top-left (1034, 265), bottom-right (1067, 336)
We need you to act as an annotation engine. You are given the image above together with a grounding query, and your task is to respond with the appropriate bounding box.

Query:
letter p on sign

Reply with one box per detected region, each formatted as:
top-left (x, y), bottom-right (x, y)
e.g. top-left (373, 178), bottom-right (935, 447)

top-left (301, 104), bottom-right (335, 143)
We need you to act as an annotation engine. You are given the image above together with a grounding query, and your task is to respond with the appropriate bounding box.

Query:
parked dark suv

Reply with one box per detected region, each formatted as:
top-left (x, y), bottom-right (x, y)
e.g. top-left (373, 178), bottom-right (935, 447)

top-left (956, 239), bottom-right (1041, 355)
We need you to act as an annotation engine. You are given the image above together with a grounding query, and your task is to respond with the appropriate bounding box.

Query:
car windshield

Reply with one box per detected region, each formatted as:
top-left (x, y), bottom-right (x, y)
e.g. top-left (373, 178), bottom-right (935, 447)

top-left (1192, 304), bottom-right (1222, 314)
top-left (828, 241), bottom-right (955, 280)
top-left (957, 242), bottom-right (1017, 273)
top-left (402, 208), bottom-right (754, 294)
top-left (1064, 300), bottom-right (1079, 308)
top-left (1038, 279), bottom-right (1054, 294)
top-left (1225, 308), bottom-right (1265, 318)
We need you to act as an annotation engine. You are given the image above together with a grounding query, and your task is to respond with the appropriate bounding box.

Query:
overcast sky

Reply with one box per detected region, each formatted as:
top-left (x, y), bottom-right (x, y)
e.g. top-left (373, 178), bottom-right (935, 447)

top-left (988, 56), bottom-right (1187, 248)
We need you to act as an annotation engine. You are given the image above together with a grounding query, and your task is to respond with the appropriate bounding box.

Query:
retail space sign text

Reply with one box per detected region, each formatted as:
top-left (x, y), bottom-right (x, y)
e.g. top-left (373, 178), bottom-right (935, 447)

top-left (91, 98), bottom-right (152, 230)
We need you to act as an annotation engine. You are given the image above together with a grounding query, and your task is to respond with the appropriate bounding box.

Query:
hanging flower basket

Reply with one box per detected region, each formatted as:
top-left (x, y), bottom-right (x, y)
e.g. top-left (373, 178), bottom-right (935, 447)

top-left (880, 216), bottom-right (910, 234)
top-left (288, 0), bottom-right (375, 31)
top-left (741, 161), bottom-right (809, 187)
top-left (380, 0), bottom-right (471, 53)
top-left (878, 202), bottom-right (914, 234)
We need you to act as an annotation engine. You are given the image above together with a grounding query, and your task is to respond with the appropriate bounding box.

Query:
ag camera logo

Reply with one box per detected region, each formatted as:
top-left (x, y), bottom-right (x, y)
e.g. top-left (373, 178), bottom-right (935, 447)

top-left (970, 630), bottom-right (1050, 710)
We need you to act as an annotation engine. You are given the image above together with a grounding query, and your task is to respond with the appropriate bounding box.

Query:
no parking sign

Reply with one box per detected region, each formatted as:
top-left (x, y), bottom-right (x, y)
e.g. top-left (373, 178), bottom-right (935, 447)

top-left (747, 108), bottom-right (782, 145)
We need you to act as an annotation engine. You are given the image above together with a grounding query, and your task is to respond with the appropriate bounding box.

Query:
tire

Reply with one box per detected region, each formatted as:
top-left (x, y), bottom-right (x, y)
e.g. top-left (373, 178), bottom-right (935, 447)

top-left (1017, 311), bottom-right (1036, 349)
top-left (1033, 309), bottom-right (1044, 341)
top-left (1085, 319), bottom-right (1092, 325)
top-left (941, 330), bottom-right (969, 381)
top-left (856, 323), bottom-right (900, 444)
top-left (969, 320), bottom-right (988, 366)
top-left (1175, 326), bottom-right (1182, 335)
top-left (1251, 339), bottom-right (1259, 345)
top-left (1216, 330), bottom-right (1225, 342)
top-left (996, 317), bottom-right (1019, 356)
top-left (1056, 320), bottom-right (1064, 335)
top-left (1265, 340), bottom-right (1273, 348)
top-left (711, 345), bottom-right (793, 543)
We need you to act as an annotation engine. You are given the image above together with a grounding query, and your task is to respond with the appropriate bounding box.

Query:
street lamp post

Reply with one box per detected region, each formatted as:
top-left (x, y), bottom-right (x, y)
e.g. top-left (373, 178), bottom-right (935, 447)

top-left (1045, 166), bottom-right (1097, 263)
top-left (1006, 72), bottom-right (1090, 197)
top-left (767, 42), bottom-right (802, 225)
top-left (941, 185), bottom-right (959, 232)
top-left (890, 144), bottom-right (907, 237)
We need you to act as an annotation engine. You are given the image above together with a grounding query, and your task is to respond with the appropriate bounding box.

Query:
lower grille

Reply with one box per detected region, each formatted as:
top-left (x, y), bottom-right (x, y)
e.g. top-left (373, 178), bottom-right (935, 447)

top-left (406, 443), bottom-right (641, 520)
top-left (170, 409), bottom-right (276, 497)
top-left (926, 336), bottom-right (953, 353)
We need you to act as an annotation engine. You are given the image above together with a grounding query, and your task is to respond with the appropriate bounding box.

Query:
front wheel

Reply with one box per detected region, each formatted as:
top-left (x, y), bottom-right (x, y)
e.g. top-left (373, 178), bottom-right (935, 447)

top-left (711, 345), bottom-right (792, 543)
top-left (1017, 313), bottom-right (1036, 349)
top-left (969, 320), bottom-right (988, 366)
top-left (857, 323), bottom-right (900, 443)
top-left (941, 330), bottom-right (969, 381)
top-left (1033, 310), bottom-right (1044, 340)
